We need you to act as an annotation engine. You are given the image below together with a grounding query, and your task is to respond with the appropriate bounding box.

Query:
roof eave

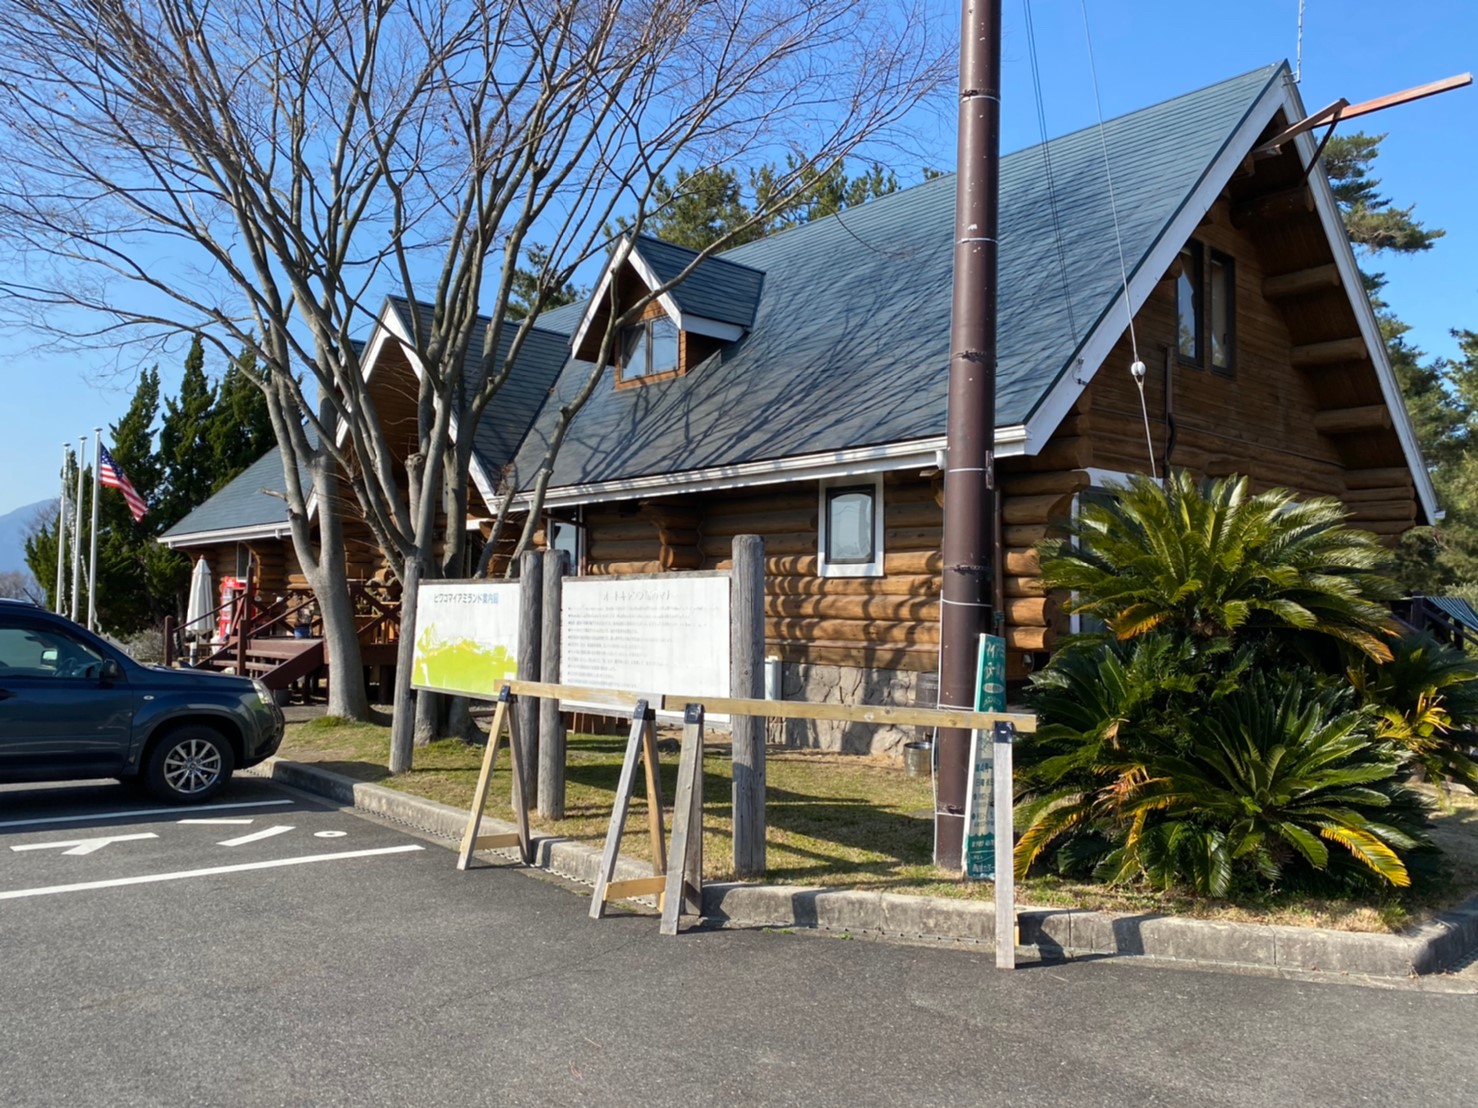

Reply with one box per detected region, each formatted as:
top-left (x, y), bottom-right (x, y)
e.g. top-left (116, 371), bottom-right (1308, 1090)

top-left (519, 426), bottom-right (1029, 508)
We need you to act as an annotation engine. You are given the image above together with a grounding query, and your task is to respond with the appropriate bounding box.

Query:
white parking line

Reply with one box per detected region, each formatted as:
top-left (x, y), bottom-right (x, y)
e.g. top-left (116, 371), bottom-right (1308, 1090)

top-left (0, 844), bottom-right (426, 900)
top-left (11, 833), bottom-right (159, 856)
top-left (178, 818), bottom-right (254, 826)
top-left (217, 825), bottom-right (294, 847)
top-left (0, 799), bottom-right (294, 830)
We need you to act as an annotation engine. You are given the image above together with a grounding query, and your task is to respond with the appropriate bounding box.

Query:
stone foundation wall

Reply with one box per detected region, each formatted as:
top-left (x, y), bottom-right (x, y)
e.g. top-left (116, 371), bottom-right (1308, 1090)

top-left (766, 661), bottom-right (933, 756)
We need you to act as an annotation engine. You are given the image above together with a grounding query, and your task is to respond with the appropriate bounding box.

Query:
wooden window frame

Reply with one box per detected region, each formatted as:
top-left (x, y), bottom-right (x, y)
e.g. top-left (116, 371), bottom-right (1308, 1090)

top-left (817, 475), bottom-right (884, 578)
top-left (1176, 240), bottom-right (1237, 377)
top-left (615, 316), bottom-right (683, 388)
top-left (1208, 248), bottom-right (1236, 377)
top-left (1176, 241), bottom-right (1204, 368)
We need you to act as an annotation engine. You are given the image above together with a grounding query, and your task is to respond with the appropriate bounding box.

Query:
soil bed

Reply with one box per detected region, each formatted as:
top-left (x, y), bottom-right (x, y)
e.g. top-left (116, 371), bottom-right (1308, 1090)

top-left (280, 717), bottom-right (1478, 933)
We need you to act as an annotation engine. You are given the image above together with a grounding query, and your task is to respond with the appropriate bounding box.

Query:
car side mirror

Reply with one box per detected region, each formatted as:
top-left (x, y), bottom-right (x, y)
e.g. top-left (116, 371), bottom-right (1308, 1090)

top-left (99, 658), bottom-right (124, 683)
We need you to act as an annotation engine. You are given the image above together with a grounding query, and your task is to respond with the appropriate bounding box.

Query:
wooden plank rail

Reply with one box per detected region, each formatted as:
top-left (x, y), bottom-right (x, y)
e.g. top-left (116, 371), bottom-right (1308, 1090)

top-left (496, 680), bottom-right (1036, 732)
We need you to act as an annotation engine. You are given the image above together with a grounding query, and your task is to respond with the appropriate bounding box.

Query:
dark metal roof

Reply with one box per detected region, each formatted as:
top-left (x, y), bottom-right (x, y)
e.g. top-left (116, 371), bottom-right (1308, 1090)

top-left (631, 235), bottom-right (765, 328)
top-left (383, 297), bottom-right (569, 473)
top-left (159, 445), bottom-right (302, 541)
top-left (507, 64), bottom-right (1285, 493)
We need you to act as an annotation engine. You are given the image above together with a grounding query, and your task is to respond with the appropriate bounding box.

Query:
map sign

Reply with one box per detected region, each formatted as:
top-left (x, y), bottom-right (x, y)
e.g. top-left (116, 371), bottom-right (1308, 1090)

top-left (410, 581), bottom-right (521, 697)
top-left (963, 633), bottom-right (1006, 880)
top-left (560, 574), bottom-right (730, 710)
top-left (410, 573), bottom-right (731, 708)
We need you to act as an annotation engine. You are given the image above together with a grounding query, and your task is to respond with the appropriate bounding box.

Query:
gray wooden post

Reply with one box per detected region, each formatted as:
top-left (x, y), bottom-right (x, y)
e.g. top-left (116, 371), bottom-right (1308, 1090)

top-left (516, 549), bottom-right (543, 809)
top-left (538, 550), bottom-right (568, 818)
top-left (730, 534), bottom-right (766, 876)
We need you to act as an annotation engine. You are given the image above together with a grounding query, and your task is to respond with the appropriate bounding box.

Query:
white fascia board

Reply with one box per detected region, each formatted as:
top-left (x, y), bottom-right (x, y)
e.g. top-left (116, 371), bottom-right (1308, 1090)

top-left (521, 426), bottom-right (1028, 509)
top-left (361, 299), bottom-right (502, 512)
top-left (570, 240), bottom-right (630, 356)
top-left (1021, 74), bottom-right (1289, 455)
top-left (1288, 84), bottom-right (1440, 524)
top-left (157, 522), bottom-right (293, 548)
top-left (334, 305), bottom-right (400, 451)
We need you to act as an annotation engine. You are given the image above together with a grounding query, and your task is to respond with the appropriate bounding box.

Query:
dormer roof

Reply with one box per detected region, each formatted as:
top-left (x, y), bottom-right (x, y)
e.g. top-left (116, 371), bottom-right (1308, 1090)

top-left (571, 234), bottom-right (765, 360)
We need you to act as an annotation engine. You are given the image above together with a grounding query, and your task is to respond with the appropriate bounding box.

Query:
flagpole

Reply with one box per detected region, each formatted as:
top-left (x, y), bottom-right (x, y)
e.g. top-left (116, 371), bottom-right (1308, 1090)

top-left (70, 433), bottom-right (87, 623)
top-left (88, 428), bottom-right (102, 632)
top-left (54, 442), bottom-right (70, 614)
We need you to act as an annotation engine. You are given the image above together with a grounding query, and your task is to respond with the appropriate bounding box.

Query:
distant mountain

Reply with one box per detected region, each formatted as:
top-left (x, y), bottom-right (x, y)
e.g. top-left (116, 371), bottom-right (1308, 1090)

top-left (0, 498), bottom-right (52, 573)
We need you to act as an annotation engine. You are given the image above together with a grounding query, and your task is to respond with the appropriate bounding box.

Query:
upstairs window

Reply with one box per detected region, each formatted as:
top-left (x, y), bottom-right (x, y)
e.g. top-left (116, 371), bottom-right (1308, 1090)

top-left (618, 316), bottom-right (680, 385)
top-left (1176, 241), bottom-right (1235, 375)
top-left (1177, 242), bottom-right (1202, 363)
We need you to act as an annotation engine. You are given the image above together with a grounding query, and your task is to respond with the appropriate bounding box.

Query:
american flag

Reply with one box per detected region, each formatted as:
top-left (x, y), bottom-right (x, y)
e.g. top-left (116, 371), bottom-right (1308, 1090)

top-left (98, 442), bottom-right (147, 522)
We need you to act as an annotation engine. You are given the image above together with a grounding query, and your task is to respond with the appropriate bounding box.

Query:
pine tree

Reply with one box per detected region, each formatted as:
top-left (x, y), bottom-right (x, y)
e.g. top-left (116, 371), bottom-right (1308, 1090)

top-left (205, 342), bottom-right (273, 487)
top-left (1323, 133), bottom-right (1477, 594)
top-left (619, 158), bottom-right (903, 254)
top-left (156, 335), bottom-right (218, 528)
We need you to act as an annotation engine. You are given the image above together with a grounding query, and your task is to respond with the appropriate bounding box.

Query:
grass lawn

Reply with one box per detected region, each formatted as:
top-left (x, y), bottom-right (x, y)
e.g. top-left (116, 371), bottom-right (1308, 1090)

top-left (279, 715), bottom-right (1478, 933)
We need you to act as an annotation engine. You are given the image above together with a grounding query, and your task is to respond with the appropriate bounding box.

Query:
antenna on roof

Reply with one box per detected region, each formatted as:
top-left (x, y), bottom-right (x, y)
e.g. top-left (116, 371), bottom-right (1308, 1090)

top-left (1295, 0), bottom-right (1305, 84)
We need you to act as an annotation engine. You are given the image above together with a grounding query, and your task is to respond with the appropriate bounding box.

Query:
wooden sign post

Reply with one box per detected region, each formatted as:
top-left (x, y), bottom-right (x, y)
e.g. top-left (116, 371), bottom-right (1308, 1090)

top-left (590, 699), bottom-right (671, 918)
top-left (660, 703), bottom-right (707, 936)
top-left (456, 685), bottom-right (534, 869)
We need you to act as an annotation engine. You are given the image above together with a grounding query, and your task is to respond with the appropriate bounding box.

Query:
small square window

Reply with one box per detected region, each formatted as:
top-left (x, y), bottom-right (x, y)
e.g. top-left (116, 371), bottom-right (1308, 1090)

top-left (818, 477), bottom-right (883, 577)
top-left (825, 487), bottom-right (875, 564)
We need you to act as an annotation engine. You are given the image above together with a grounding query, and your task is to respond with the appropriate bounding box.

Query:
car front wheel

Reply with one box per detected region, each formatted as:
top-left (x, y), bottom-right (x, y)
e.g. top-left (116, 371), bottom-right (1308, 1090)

top-left (145, 726), bottom-right (235, 803)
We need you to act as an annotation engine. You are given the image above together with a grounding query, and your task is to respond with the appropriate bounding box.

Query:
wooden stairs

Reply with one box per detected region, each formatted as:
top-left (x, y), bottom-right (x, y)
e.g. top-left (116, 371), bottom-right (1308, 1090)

top-left (213, 635), bottom-right (326, 692)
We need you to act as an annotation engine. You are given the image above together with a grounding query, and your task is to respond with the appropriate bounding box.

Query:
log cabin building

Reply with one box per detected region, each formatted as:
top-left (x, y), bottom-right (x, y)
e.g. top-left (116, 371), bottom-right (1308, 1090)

top-left (163, 64), bottom-right (1437, 747)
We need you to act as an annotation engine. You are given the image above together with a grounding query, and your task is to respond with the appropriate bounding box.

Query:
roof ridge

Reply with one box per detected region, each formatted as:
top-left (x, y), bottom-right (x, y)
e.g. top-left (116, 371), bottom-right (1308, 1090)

top-left (712, 62), bottom-right (1286, 260)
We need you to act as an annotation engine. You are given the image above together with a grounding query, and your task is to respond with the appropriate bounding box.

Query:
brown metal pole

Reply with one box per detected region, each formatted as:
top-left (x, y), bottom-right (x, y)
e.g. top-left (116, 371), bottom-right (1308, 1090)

top-left (935, 0), bottom-right (1001, 869)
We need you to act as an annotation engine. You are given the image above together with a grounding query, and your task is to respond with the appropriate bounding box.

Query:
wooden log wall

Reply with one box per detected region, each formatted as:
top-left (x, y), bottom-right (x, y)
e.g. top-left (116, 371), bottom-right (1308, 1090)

top-left (1078, 193), bottom-right (1419, 544)
top-left (577, 470), bottom-right (1079, 680)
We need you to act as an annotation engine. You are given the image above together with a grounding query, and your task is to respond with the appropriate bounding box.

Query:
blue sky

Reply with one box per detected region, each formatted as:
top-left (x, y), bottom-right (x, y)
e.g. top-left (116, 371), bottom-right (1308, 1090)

top-left (0, 0), bottom-right (1472, 518)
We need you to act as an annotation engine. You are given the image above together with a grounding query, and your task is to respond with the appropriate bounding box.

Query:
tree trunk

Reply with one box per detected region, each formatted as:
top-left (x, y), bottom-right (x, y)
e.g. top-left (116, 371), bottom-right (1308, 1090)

top-left (389, 556), bottom-right (422, 773)
top-left (291, 457), bottom-right (368, 721)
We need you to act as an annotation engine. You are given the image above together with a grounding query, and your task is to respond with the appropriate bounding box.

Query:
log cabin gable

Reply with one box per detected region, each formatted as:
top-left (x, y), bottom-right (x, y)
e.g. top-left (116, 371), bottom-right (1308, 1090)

top-left (1019, 69), bottom-right (1437, 526)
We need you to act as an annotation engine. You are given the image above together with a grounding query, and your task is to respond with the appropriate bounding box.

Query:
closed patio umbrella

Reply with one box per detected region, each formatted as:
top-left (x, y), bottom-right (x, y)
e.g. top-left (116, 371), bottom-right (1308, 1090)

top-left (185, 557), bottom-right (213, 639)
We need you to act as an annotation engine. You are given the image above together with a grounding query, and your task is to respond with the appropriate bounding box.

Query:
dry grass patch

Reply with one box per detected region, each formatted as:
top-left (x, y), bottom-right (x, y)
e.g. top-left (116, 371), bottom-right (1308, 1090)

top-left (279, 717), bottom-right (1478, 932)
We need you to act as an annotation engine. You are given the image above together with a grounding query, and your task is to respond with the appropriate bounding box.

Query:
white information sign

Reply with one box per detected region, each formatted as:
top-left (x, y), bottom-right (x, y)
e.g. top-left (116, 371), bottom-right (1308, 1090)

top-left (560, 574), bottom-right (730, 710)
top-left (410, 581), bottom-right (521, 698)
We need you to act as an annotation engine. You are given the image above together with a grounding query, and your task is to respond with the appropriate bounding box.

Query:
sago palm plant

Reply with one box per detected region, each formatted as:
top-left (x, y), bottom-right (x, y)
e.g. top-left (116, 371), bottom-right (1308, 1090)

top-left (1040, 471), bottom-right (1400, 662)
top-left (1100, 676), bottom-right (1427, 896)
top-left (1350, 630), bottom-right (1478, 795)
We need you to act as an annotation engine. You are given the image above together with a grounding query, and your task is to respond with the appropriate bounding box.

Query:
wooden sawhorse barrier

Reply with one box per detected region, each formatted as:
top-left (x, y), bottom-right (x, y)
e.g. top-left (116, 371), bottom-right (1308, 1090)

top-left (455, 679), bottom-right (1035, 961)
top-left (588, 701), bottom-right (706, 936)
top-left (456, 686), bottom-right (533, 868)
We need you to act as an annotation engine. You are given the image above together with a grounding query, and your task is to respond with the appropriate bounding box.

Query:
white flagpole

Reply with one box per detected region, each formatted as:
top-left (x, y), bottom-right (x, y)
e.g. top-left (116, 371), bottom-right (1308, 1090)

top-left (88, 429), bottom-right (103, 631)
top-left (54, 442), bottom-right (70, 614)
top-left (70, 433), bottom-right (87, 623)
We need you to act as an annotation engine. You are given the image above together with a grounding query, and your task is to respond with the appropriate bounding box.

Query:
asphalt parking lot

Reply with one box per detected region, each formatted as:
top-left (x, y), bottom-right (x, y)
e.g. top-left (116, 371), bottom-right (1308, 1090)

top-left (0, 776), bottom-right (424, 904)
top-left (3, 775), bottom-right (1478, 1108)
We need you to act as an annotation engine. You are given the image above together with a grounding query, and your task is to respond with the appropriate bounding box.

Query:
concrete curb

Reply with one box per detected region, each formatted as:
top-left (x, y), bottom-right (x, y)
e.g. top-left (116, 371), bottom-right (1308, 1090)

top-left (251, 756), bottom-right (1478, 978)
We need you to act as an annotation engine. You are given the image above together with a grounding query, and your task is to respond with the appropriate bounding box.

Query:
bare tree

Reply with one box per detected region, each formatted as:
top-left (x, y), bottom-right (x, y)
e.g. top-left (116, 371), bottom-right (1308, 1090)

top-left (0, 0), bottom-right (949, 757)
top-left (0, 569), bottom-right (42, 603)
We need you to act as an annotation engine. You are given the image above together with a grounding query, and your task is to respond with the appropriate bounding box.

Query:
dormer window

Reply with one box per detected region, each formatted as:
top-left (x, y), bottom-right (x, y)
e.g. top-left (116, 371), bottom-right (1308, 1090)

top-left (618, 316), bottom-right (680, 385)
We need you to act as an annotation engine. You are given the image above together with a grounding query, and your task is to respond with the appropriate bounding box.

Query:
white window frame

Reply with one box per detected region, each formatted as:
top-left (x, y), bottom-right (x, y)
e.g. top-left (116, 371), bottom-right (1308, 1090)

top-left (817, 474), bottom-right (884, 578)
top-left (547, 509), bottom-right (584, 576)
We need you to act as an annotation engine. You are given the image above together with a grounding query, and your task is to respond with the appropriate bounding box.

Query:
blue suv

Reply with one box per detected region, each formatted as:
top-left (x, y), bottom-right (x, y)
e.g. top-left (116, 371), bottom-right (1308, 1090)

top-left (0, 599), bottom-right (284, 802)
